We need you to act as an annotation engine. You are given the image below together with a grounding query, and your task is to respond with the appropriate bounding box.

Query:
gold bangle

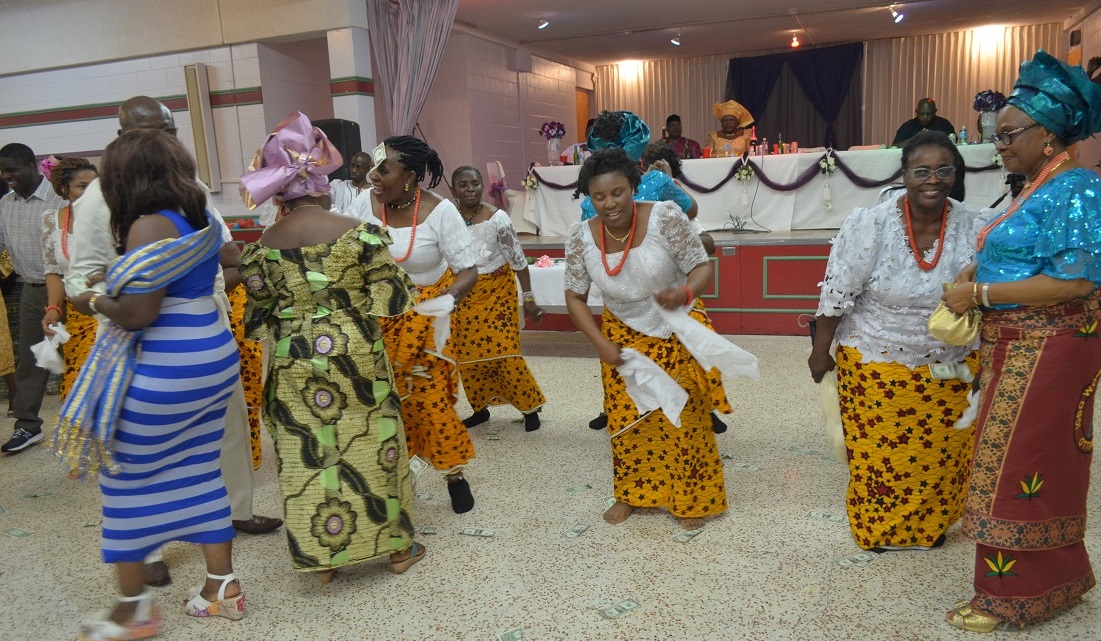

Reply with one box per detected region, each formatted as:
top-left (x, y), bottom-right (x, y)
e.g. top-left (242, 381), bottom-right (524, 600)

top-left (88, 293), bottom-right (102, 314)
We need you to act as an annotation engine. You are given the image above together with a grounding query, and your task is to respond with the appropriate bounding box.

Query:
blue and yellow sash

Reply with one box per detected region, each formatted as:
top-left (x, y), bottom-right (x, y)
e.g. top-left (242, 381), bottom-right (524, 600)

top-left (53, 213), bottom-right (222, 476)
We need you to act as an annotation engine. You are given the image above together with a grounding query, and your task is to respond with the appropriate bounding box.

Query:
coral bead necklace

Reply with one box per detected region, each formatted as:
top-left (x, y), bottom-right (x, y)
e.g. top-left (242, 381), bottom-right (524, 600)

top-left (600, 204), bottom-right (637, 276)
top-left (380, 189), bottom-right (421, 263)
top-left (903, 197), bottom-right (947, 271)
top-left (977, 150), bottom-right (1069, 251)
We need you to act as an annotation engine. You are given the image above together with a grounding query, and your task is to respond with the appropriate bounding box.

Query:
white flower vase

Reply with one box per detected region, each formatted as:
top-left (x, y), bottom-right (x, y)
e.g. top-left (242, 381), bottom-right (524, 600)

top-left (741, 184), bottom-right (749, 207)
top-left (823, 180), bottom-right (832, 210)
top-left (979, 111), bottom-right (997, 143)
top-left (547, 138), bottom-right (562, 166)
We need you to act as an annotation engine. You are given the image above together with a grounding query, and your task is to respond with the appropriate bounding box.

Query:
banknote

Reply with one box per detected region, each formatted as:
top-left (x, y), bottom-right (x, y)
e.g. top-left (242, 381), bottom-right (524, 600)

top-left (3, 528), bottom-right (32, 538)
top-left (562, 522), bottom-right (590, 539)
top-left (498, 628), bottom-right (524, 641)
top-left (565, 484), bottom-right (592, 494)
top-left (597, 599), bottom-right (640, 619)
top-left (460, 527), bottom-right (495, 537)
top-left (408, 456), bottom-right (428, 483)
top-left (807, 510), bottom-right (846, 524)
top-left (414, 525), bottom-right (439, 535)
top-left (603, 496), bottom-right (617, 510)
top-left (673, 529), bottom-right (703, 543)
top-left (489, 431), bottom-right (502, 441)
top-left (837, 551), bottom-right (878, 569)
top-left (414, 492), bottom-right (433, 501)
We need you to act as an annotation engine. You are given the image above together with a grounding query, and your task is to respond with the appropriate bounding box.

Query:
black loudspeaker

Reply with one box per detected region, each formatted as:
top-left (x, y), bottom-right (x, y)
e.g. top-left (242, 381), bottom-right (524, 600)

top-left (313, 118), bottom-right (362, 181)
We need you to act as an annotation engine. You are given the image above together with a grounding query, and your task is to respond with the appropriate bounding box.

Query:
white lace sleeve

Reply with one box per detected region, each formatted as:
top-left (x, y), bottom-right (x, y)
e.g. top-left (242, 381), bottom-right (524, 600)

top-left (817, 207), bottom-right (880, 317)
top-left (434, 201), bottom-right (480, 272)
top-left (564, 221), bottom-right (591, 295)
top-left (42, 210), bottom-right (62, 276)
top-left (493, 211), bottom-right (528, 271)
top-left (652, 202), bottom-right (708, 274)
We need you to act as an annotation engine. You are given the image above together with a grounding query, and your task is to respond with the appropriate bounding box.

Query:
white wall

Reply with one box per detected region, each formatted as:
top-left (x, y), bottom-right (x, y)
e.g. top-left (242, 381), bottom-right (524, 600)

top-left (258, 40), bottom-right (334, 131)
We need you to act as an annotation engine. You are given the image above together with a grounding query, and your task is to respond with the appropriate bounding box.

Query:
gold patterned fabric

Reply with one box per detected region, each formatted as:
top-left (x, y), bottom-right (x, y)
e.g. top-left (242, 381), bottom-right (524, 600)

top-left (0, 287), bottom-right (13, 377)
top-left (601, 310), bottom-right (727, 518)
top-left (228, 285), bottom-right (264, 469)
top-left (962, 293), bottom-right (1100, 626)
top-left (452, 268), bottom-right (545, 414)
top-left (240, 223), bottom-right (416, 571)
top-left (59, 301), bottom-right (96, 399)
top-left (379, 270), bottom-right (476, 472)
top-left (836, 345), bottom-right (977, 550)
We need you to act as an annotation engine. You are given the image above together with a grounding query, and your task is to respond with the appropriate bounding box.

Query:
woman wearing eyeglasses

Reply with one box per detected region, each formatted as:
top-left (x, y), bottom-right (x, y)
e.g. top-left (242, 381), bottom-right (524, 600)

top-left (809, 131), bottom-right (979, 553)
top-left (939, 51), bottom-right (1101, 634)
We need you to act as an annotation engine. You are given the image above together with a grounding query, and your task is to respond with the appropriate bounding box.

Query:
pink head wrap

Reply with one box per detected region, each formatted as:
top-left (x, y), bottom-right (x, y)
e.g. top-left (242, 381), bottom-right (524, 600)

top-left (239, 112), bottom-right (342, 209)
top-left (39, 155), bottom-right (60, 180)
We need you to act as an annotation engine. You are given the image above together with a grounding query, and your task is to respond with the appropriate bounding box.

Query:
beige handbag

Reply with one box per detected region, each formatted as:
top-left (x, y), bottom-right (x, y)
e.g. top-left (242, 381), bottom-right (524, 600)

top-left (928, 283), bottom-right (981, 346)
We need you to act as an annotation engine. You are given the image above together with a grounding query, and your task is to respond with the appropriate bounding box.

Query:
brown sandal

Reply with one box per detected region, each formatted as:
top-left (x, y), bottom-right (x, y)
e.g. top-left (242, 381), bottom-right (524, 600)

top-left (390, 542), bottom-right (426, 574)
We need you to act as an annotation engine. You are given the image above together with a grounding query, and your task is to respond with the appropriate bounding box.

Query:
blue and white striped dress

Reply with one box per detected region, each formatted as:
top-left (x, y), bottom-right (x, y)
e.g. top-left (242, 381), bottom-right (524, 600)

top-left (99, 210), bottom-right (239, 563)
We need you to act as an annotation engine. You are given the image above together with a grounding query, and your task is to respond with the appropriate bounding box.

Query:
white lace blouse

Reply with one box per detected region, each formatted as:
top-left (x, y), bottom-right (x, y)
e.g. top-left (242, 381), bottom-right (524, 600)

top-left (42, 207), bottom-right (69, 277)
top-left (470, 209), bottom-right (528, 274)
top-left (565, 201), bottom-right (708, 338)
top-left (361, 198), bottom-right (480, 287)
top-left (816, 198), bottom-right (979, 368)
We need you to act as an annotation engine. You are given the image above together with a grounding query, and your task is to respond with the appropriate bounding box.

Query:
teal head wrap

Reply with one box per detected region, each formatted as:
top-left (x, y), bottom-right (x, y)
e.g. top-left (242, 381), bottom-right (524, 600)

top-left (587, 111), bottom-right (652, 162)
top-left (1007, 50), bottom-right (1101, 144)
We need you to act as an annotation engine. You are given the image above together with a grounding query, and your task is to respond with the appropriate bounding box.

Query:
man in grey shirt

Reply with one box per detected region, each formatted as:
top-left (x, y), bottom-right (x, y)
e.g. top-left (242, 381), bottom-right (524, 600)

top-left (68, 96), bottom-right (281, 586)
top-left (0, 143), bottom-right (66, 453)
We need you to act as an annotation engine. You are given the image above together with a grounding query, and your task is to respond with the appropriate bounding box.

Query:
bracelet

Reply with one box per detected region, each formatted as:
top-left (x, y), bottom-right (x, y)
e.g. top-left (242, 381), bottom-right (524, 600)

top-left (981, 283), bottom-right (991, 307)
top-left (970, 282), bottom-right (979, 305)
top-left (681, 285), bottom-right (695, 307)
top-left (521, 291), bottom-right (536, 303)
top-left (44, 304), bottom-right (63, 317)
top-left (88, 294), bottom-right (102, 314)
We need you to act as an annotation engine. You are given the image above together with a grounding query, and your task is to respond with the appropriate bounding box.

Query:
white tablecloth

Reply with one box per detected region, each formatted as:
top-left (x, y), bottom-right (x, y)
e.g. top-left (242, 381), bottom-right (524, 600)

top-left (526, 143), bottom-right (1005, 236)
top-left (526, 262), bottom-right (602, 313)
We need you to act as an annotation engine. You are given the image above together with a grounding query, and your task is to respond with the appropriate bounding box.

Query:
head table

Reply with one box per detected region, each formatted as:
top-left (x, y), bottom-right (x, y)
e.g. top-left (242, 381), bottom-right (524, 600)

top-left (520, 143), bottom-right (1005, 236)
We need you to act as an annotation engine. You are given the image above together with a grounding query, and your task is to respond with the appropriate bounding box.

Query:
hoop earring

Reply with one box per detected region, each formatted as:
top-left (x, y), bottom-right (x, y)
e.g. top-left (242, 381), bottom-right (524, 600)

top-left (1043, 141), bottom-right (1054, 157)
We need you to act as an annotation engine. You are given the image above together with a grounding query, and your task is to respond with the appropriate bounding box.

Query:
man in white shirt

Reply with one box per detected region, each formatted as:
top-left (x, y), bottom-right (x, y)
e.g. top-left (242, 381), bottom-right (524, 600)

top-left (0, 143), bottom-right (66, 453)
top-left (328, 151), bottom-right (371, 215)
top-left (67, 96), bottom-right (281, 586)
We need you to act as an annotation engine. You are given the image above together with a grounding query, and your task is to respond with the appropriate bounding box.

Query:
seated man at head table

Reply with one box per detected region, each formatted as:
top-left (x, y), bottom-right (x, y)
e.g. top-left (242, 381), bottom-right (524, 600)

top-left (663, 114), bottom-right (703, 159)
top-left (891, 97), bottom-right (956, 147)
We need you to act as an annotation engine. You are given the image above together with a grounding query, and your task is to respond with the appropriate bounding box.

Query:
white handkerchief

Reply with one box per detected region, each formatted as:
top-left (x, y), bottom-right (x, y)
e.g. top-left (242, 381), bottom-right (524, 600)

top-left (954, 389), bottom-right (980, 430)
top-left (657, 306), bottom-right (760, 379)
top-left (31, 323), bottom-right (71, 374)
top-left (616, 348), bottom-right (688, 427)
top-left (413, 294), bottom-right (456, 354)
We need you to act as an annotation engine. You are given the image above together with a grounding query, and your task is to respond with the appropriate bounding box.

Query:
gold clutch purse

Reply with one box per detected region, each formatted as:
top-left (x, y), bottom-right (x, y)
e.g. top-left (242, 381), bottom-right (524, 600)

top-left (928, 283), bottom-right (981, 346)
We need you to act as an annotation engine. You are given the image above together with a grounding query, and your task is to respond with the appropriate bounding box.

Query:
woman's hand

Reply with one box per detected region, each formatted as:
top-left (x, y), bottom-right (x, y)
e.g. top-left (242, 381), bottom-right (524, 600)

top-left (597, 339), bottom-right (624, 366)
top-left (522, 300), bottom-right (545, 324)
top-left (942, 284), bottom-right (977, 314)
top-left (654, 286), bottom-right (690, 310)
top-left (85, 272), bottom-right (105, 287)
top-left (41, 307), bottom-right (62, 337)
top-left (650, 159), bottom-right (673, 176)
top-left (954, 262), bottom-right (977, 285)
top-left (807, 349), bottom-right (836, 383)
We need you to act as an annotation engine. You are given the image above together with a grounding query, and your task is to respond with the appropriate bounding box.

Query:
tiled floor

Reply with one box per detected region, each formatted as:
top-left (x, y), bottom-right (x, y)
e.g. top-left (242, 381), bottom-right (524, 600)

top-left (1, 332), bottom-right (1097, 641)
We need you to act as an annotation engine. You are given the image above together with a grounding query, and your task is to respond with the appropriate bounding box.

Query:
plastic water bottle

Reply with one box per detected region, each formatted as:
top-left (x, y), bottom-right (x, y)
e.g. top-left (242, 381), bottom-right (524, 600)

top-left (959, 126), bottom-right (968, 145)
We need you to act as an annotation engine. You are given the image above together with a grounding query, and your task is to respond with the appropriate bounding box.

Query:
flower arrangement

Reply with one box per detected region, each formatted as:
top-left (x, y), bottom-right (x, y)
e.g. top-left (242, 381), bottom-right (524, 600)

top-left (539, 121), bottom-right (567, 140)
top-left (734, 162), bottom-right (755, 181)
top-left (993, 153), bottom-right (1003, 168)
top-left (818, 154), bottom-right (837, 175)
top-left (973, 90), bottom-right (1007, 113)
top-left (521, 171), bottom-right (539, 191)
top-left (534, 255), bottom-right (555, 268)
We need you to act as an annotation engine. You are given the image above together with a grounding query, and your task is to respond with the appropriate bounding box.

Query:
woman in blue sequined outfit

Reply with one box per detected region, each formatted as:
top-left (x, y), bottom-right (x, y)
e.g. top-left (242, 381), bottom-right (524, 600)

top-left (941, 50), bottom-right (1101, 633)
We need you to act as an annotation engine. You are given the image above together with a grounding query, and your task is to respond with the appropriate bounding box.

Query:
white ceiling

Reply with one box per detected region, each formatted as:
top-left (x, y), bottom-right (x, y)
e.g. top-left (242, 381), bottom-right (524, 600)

top-left (454, 0), bottom-right (1094, 67)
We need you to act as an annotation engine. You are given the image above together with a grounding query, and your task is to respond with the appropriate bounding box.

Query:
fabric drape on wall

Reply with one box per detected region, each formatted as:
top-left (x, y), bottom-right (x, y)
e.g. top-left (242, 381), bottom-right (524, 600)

top-left (786, 43), bottom-right (863, 148)
top-left (366, 0), bottom-right (459, 136)
top-left (863, 23), bottom-right (1064, 146)
top-left (725, 55), bottom-right (785, 123)
top-left (594, 55), bottom-right (729, 145)
top-left (757, 62), bottom-right (862, 151)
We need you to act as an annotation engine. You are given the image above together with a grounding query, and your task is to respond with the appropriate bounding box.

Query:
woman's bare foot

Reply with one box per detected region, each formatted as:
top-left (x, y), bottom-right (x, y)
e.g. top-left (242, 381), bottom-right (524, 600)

top-left (603, 501), bottom-right (633, 524)
top-left (316, 570), bottom-right (334, 584)
top-left (679, 517), bottom-right (707, 530)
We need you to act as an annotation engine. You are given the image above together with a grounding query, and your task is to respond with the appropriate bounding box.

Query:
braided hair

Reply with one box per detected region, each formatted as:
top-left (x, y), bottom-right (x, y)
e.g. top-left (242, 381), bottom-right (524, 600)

top-left (384, 135), bottom-right (445, 189)
top-left (48, 157), bottom-right (97, 200)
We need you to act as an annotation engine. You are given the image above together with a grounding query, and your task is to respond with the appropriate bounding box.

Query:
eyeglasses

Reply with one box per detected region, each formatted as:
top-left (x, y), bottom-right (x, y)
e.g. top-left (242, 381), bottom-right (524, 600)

top-left (906, 166), bottom-right (956, 182)
top-left (994, 124), bottom-right (1037, 146)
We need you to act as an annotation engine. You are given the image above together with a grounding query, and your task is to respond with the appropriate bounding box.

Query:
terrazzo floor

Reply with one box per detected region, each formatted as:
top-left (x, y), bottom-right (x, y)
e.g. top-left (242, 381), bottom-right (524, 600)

top-left (1, 331), bottom-right (1098, 641)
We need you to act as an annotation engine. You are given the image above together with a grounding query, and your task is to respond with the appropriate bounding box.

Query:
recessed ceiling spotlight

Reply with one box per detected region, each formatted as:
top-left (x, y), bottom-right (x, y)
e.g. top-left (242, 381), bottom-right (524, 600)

top-left (791, 34), bottom-right (800, 48)
top-left (890, 5), bottom-right (904, 23)
top-left (537, 17), bottom-right (550, 30)
top-left (670, 33), bottom-right (681, 46)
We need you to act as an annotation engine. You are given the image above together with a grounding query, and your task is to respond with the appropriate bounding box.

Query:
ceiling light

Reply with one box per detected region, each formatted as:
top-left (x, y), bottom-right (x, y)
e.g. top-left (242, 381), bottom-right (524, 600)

top-left (670, 33), bottom-right (681, 46)
top-left (537, 17), bottom-right (549, 30)
top-left (791, 34), bottom-right (800, 48)
top-left (890, 5), bottom-right (904, 23)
